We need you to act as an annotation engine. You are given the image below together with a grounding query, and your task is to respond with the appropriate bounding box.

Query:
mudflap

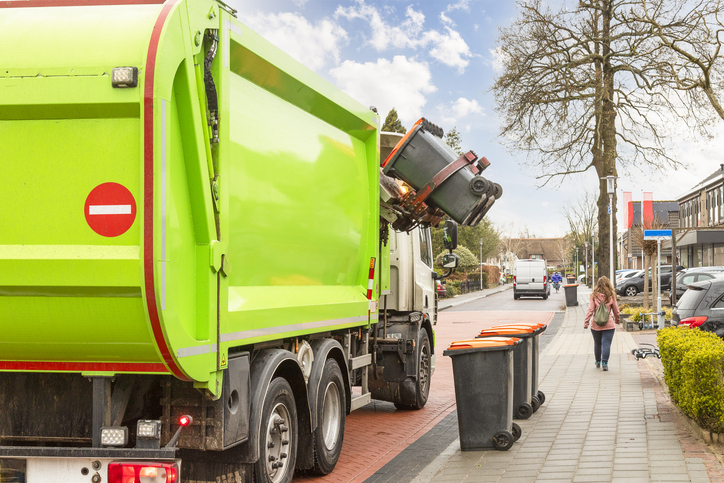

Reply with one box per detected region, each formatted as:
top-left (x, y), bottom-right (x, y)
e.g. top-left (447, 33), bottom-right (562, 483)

top-left (368, 321), bottom-right (423, 406)
top-left (179, 450), bottom-right (252, 483)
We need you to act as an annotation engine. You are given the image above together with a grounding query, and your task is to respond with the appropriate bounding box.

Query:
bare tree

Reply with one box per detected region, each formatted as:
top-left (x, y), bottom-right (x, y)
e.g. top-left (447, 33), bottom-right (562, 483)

top-left (631, 0), bottom-right (724, 122)
top-left (561, 190), bottom-right (599, 247)
top-left (493, 0), bottom-right (694, 282)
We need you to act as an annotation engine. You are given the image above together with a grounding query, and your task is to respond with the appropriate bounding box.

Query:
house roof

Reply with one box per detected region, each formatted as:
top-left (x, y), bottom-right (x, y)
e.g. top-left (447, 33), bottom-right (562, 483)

top-left (677, 164), bottom-right (724, 201)
top-left (628, 201), bottom-right (679, 226)
top-left (507, 237), bottom-right (568, 263)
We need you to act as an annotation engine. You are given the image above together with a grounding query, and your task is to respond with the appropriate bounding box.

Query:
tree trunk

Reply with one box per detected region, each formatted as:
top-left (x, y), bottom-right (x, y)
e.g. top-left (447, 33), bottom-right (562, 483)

top-left (600, 0), bottom-right (618, 283)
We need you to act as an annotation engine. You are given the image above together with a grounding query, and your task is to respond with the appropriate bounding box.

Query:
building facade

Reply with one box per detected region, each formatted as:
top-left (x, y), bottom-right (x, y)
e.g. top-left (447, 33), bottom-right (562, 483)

top-left (676, 165), bottom-right (724, 268)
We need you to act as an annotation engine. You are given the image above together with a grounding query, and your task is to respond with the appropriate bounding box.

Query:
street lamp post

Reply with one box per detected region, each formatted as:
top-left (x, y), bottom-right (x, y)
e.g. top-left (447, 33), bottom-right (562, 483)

top-left (480, 239), bottom-right (483, 291)
top-left (585, 241), bottom-right (588, 286)
top-left (602, 175), bottom-right (617, 287)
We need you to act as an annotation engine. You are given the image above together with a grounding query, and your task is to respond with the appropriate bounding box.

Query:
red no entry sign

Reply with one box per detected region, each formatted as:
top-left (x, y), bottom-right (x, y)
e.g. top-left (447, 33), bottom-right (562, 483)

top-left (84, 182), bottom-right (137, 237)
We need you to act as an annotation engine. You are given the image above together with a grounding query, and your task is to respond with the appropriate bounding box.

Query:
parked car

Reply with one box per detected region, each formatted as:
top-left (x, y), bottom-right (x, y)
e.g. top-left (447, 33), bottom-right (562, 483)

top-left (671, 278), bottom-right (724, 339)
top-left (616, 265), bottom-right (684, 297)
top-left (670, 271), bottom-right (724, 304)
top-left (616, 269), bottom-right (643, 285)
top-left (436, 280), bottom-right (447, 297)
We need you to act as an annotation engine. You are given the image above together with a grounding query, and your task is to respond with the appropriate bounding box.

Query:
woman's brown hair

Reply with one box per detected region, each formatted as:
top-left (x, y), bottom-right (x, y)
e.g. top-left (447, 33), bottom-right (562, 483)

top-left (591, 276), bottom-right (615, 303)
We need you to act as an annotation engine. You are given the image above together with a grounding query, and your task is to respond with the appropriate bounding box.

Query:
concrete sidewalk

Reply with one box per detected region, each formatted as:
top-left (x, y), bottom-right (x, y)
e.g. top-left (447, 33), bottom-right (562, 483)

top-left (413, 286), bottom-right (724, 483)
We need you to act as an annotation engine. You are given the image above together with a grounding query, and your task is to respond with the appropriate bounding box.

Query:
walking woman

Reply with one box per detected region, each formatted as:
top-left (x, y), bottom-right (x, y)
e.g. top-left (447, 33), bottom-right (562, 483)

top-left (583, 276), bottom-right (621, 371)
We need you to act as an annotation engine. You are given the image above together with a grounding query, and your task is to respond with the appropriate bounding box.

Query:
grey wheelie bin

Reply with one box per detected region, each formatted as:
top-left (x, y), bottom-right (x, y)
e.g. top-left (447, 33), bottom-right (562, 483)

top-left (444, 338), bottom-right (522, 451)
top-left (490, 323), bottom-right (548, 408)
top-left (564, 283), bottom-right (579, 306)
top-left (477, 327), bottom-right (537, 419)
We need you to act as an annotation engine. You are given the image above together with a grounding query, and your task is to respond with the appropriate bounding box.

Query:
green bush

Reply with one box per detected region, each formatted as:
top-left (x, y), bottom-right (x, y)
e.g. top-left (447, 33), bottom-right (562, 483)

top-left (658, 327), bottom-right (724, 432)
top-left (446, 284), bottom-right (458, 297)
top-left (466, 272), bottom-right (488, 288)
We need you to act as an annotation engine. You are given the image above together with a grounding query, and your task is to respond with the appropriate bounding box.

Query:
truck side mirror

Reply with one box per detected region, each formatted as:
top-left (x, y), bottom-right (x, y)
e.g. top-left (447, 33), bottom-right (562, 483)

top-left (442, 253), bottom-right (459, 269)
top-left (443, 220), bottom-right (458, 251)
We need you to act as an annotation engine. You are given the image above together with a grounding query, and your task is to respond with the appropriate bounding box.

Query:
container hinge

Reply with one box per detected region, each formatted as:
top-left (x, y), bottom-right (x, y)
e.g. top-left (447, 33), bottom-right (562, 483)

top-left (204, 29), bottom-right (219, 145)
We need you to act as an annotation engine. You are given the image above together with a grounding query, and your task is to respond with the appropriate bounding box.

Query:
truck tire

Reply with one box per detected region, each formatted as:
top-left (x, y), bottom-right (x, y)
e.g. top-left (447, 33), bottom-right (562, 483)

top-left (254, 377), bottom-right (298, 483)
top-left (312, 359), bottom-right (346, 475)
top-left (394, 330), bottom-right (431, 410)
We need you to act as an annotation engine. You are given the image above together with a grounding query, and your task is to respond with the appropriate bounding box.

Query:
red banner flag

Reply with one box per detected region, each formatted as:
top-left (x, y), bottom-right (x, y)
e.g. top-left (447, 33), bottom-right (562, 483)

top-left (643, 192), bottom-right (654, 228)
top-left (622, 192), bottom-right (632, 228)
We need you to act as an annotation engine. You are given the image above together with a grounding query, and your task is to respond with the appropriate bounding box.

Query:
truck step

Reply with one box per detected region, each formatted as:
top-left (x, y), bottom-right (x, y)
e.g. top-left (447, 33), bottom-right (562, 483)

top-left (350, 393), bottom-right (372, 411)
top-left (349, 353), bottom-right (372, 370)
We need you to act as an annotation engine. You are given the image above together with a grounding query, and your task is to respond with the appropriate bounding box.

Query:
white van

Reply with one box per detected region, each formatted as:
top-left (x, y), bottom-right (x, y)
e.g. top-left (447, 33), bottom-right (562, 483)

top-left (514, 259), bottom-right (549, 300)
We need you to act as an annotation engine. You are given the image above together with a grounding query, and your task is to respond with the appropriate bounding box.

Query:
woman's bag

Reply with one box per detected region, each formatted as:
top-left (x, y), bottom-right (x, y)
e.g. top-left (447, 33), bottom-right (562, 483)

top-left (594, 299), bottom-right (611, 327)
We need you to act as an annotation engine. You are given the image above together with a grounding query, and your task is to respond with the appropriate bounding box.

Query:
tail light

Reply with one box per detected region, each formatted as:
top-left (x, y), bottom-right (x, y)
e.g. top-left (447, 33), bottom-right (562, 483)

top-left (108, 462), bottom-right (179, 483)
top-left (679, 316), bottom-right (708, 328)
top-left (543, 275), bottom-right (547, 285)
top-left (513, 275), bottom-right (516, 287)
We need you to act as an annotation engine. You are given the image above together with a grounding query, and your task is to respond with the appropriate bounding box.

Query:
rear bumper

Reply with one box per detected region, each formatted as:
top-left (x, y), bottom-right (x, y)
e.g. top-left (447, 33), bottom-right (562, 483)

top-left (0, 446), bottom-right (176, 459)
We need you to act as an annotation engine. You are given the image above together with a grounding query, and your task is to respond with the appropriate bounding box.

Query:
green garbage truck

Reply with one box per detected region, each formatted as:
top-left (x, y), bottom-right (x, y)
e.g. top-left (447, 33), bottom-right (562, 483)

top-left (0, 1), bottom-right (502, 482)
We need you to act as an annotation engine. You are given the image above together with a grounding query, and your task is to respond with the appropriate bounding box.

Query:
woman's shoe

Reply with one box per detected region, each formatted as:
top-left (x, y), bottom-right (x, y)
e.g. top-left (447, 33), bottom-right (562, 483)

top-left (595, 361), bottom-right (601, 368)
top-left (602, 363), bottom-right (608, 371)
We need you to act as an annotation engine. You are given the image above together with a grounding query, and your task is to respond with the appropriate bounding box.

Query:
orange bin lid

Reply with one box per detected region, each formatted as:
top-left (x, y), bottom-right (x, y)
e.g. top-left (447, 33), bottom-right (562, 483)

top-left (446, 337), bottom-right (520, 351)
top-left (477, 327), bottom-right (536, 338)
top-left (491, 322), bottom-right (547, 334)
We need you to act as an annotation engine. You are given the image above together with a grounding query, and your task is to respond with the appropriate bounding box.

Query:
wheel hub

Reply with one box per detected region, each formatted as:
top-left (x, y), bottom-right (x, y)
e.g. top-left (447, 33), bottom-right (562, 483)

top-left (321, 381), bottom-right (341, 451)
top-left (264, 403), bottom-right (291, 483)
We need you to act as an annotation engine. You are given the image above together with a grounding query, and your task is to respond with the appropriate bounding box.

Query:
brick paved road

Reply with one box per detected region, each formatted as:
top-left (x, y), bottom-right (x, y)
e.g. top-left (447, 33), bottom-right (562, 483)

top-left (295, 299), bottom-right (556, 483)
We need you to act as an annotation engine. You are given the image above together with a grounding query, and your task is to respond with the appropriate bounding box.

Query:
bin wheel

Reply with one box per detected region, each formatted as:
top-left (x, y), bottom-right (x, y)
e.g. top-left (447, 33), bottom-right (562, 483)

top-left (537, 390), bottom-right (546, 405)
top-left (493, 183), bottom-right (503, 200)
top-left (492, 430), bottom-right (515, 451)
top-left (515, 402), bottom-right (532, 420)
top-left (511, 423), bottom-right (522, 442)
top-left (531, 395), bottom-right (541, 412)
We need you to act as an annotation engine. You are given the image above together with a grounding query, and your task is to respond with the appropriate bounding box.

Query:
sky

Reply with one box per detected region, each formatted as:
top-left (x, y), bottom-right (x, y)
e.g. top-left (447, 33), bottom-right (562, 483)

top-left (229, 0), bottom-right (724, 237)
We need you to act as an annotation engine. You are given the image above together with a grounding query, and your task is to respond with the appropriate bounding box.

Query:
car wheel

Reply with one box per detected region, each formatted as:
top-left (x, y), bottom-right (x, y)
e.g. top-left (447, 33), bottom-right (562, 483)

top-left (625, 286), bottom-right (638, 297)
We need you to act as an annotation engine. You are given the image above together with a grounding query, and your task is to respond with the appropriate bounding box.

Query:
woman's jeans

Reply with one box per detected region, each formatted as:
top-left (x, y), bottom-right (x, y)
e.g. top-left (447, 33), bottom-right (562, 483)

top-left (591, 329), bottom-right (615, 363)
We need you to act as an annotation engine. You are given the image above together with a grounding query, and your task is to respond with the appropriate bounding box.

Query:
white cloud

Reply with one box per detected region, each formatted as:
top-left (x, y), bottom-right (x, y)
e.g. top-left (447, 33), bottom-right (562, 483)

top-left (291, 0), bottom-right (308, 7)
top-left (336, 1), bottom-right (473, 73)
top-left (329, 56), bottom-right (437, 125)
top-left (440, 12), bottom-right (455, 27)
top-left (451, 97), bottom-right (483, 118)
top-left (425, 27), bottom-right (473, 72)
top-left (242, 12), bottom-right (347, 71)
top-left (445, 0), bottom-right (471, 12)
top-left (335, 3), bottom-right (425, 51)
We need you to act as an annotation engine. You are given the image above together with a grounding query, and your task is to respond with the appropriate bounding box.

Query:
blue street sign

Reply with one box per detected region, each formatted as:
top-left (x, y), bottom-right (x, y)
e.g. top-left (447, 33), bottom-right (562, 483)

top-left (643, 229), bottom-right (672, 240)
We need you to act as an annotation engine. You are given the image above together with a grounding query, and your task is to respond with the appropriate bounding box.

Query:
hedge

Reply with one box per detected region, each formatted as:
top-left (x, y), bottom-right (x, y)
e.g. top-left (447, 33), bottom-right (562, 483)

top-left (620, 306), bottom-right (672, 322)
top-left (658, 327), bottom-right (724, 432)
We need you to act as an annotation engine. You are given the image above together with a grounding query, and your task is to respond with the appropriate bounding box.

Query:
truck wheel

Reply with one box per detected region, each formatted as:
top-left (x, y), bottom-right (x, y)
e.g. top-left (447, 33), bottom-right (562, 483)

top-left (312, 359), bottom-right (346, 475)
top-left (254, 378), bottom-right (297, 483)
top-left (394, 330), bottom-right (431, 410)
